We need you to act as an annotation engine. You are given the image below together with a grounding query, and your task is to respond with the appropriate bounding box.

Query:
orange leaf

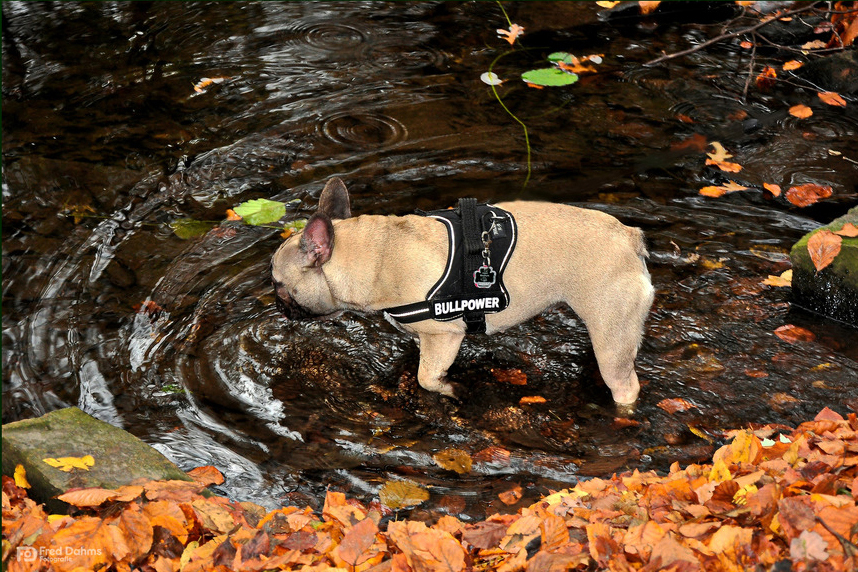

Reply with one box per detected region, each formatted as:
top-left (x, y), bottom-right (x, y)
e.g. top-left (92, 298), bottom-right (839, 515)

top-left (226, 209), bottom-right (242, 221)
top-left (774, 324), bottom-right (816, 343)
top-left (491, 368), bottom-right (527, 385)
top-left (50, 516), bottom-right (123, 569)
top-left (525, 82), bottom-right (544, 90)
top-left (639, 1), bottom-right (660, 15)
top-left (818, 91), bottom-right (847, 107)
top-left (118, 504), bottom-right (154, 563)
top-left (496, 24), bottom-right (524, 45)
top-left (498, 485), bottom-right (523, 505)
top-left (785, 183), bottom-right (832, 207)
top-left (756, 66), bottom-right (777, 90)
top-left (705, 158), bottom-right (743, 173)
top-left (740, 40), bottom-right (754, 49)
top-left (783, 60), bottom-right (803, 71)
top-left (763, 183), bottom-right (782, 197)
top-left (843, 13), bottom-right (858, 46)
top-left (699, 181), bottom-right (748, 197)
top-left (807, 229), bottom-right (842, 271)
top-left (57, 487), bottom-right (118, 507)
top-left (519, 395), bottom-right (547, 405)
top-left (834, 222), bottom-right (858, 237)
top-left (789, 104), bottom-right (813, 118)
top-left (187, 465), bottom-right (225, 486)
top-left (338, 517), bottom-right (379, 567)
top-left (657, 397), bottom-right (697, 414)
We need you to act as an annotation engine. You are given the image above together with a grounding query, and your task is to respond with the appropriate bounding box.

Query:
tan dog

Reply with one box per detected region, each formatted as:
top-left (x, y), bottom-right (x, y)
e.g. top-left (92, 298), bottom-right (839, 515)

top-left (271, 178), bottom-right (654, 404)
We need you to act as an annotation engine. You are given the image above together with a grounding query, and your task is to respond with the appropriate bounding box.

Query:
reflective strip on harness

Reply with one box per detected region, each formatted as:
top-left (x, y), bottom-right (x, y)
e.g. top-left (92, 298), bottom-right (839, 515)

top-left (384, 201), bottom-right (517, 332)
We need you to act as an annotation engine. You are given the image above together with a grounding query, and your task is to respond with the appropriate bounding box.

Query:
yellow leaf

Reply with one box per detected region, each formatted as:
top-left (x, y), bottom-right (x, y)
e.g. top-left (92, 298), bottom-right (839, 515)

top-left (433, 449), bottom-right (473, 474)
top-left (14, 464), bottom-right (30, 488)
top-left (43, 455), bottom-right (95, 472)
top-left (709, 459), bottom-right (732, 483)
top-left (379, 479), bottom-right (429, 510)
top-left (706, 141), bottom-right (733, 162)
top-left (763, 269), bottom-right (792, 287)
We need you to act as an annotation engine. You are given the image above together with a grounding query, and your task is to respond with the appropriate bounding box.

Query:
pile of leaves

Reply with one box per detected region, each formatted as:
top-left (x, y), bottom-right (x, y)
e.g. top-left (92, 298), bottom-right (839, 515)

top-left (3, 408), bottom-right (857, 571)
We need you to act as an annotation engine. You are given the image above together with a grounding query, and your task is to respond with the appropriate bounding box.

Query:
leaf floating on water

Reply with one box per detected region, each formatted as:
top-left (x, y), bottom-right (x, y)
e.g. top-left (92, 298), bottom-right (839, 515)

top-left (193, 76), bottom-right (228, 94)
top-left (807, 229), bottom-right (842, 272)
top-left (783, 60), bottom-right (803, 71)
top-left (656, 398), bottom-right (698, 414)
top-left (788, 104), bottom-right (813, 119)
top-left (785, 183), bottom-right (832, 207)
top-left (521, 68), bottom-right (578, 87)
top-left (763, 269), bottom-right (792, 287)
top-left (498, 485), bottom-right (523, 505)
top-left (818, 91), bottom-right (847, 107)
top-left (596, 1), bottom-right (620, 7)
top-left (433, 449), bottom-right (473, 475)
top-left (773, 324), bottom-right (816, 344)
top-left (519, 395), bottom-right (547, 405)
top-left (170, 218), bottom-right (214, 240)
top-left (763, 182), bottom-right (782, 197)
top-left (186, 465), bottom-right (225, 486)
top-left (480, 72), bottom-right (504, 86)
top-left (232, 198), bottom-right (286, 226)
top-left (379, 479), bottom-right (429, 510)
top-left (706, 142), bottom-right (733, 162)
top-left (698, 181), bottom-right (748, 197)
top-left (755, 66), bottom-right (777, 90)
top-left (639, 1), bottom-right (661, 15)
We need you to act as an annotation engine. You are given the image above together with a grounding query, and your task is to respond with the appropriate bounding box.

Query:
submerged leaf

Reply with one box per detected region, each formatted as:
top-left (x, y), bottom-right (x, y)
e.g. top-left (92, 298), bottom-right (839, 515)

top-left (785, 183), bottom-right (832, 207)
top-left (233, 198), bottom-right (286, 226)
top-left (774, 324), bottom-right (816, 343)
top-left (521, 68), bottom-right (578, 87)
top-left (379, 479), bottom-right (429, 510)
top-left (170, 218), bottom-right (214, 240)
top-left (433, 449), bottom-right (473, 475)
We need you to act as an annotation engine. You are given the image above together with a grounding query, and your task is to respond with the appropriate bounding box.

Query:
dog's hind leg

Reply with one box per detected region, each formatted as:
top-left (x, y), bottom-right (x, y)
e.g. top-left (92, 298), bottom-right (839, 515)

top-left (416, 331), bottom-right (465, 398)
top-left (577, 273), bottom-right (654, 405)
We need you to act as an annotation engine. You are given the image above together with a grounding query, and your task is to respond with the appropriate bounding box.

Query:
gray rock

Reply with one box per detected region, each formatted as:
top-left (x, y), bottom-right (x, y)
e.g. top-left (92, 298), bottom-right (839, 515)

top-left (790, 206), bottom-right (858, 326)
top-left (2, 407), bottom-right (192, 512)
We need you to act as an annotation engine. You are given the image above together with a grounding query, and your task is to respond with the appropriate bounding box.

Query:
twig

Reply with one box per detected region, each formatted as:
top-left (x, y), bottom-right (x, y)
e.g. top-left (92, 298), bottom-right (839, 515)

top-left (643, 3), bottom-right (820, 67)
top-left (741, 34), bottom-right (757, 102)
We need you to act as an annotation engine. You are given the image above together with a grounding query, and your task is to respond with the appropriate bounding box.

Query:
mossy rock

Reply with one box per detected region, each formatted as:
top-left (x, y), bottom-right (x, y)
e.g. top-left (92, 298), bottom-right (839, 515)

top-left (790, 206), bottom-right (858, 326)
top-left (2, 407), bottom-right (193, 512)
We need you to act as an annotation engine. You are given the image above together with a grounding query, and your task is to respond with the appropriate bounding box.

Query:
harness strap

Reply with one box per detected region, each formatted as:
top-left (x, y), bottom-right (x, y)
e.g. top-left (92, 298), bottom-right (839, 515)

top-left (457, 198), bottom-right (488, 333)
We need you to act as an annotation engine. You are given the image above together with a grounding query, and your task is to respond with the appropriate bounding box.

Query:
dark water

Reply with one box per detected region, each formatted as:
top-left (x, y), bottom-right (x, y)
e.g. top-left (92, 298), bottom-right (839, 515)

top-left (3, 2), bottom-right (857, 519)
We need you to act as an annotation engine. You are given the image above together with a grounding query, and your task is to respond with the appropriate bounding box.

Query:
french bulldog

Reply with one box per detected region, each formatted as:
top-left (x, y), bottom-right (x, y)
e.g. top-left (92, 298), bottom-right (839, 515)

top-left (271, 178), bottom-right (654, 405)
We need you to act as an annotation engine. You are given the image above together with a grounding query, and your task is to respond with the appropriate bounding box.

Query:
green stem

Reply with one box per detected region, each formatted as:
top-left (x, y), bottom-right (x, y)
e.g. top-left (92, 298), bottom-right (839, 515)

top-left (488, 51), bottom-right (531, 188)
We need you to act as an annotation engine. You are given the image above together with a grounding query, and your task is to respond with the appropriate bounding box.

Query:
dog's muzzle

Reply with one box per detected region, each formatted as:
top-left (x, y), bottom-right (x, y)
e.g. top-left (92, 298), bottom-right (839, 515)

top-left (273, 283), bottom-right (314, 321)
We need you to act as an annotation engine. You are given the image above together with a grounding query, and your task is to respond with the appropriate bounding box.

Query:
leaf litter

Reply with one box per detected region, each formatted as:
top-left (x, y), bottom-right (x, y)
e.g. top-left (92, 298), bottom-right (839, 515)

top-left (4, 408), bottom-right (858, 571)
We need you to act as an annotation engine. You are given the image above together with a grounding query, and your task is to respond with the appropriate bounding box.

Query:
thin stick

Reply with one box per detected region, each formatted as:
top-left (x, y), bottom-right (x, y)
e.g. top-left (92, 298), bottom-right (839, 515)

top-left (643, 3), bottom-right (819, 67)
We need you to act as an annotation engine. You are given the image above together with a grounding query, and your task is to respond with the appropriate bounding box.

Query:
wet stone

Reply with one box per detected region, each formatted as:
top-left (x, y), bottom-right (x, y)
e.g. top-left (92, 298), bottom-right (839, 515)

top-left (1, 407), bottom-right (193, 513)
top-left (790, 206), bottom-right (858, 327)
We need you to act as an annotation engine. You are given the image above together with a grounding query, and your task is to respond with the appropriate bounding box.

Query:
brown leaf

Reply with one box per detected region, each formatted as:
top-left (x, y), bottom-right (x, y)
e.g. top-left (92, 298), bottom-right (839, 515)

top-left (187, 466), bottom-right (225, 486)
top-left (789, 104), bottom-right (813, 118)
top-left (462, 521), bottom-right (508, 549)
top-left (657, 397), bottom-right (697, 414)
top-left (491, 368), bottom-right (527, 385)
top-left (807, 230), bottom-right (842, 271)
top-left (756, 66), bottom-right (777, 90)
top-left (118, 503), bottom-right (154, 563)
top-left (191, 498), bottom-right (235, 535)
top-left (785, 183), bottom-right (832, 207)
top-left (834, 222), bottom-right (858, 237)
top-left (50, 516), bottom-right (122, 570)
top-left (338, 517), bottom-right (379, 567)
top-left (774, 324), bottom-right (816, 343)
top-left (818, 91), bottom-right (847, 107)
top-left (498, 485), bottom-right (523, 505)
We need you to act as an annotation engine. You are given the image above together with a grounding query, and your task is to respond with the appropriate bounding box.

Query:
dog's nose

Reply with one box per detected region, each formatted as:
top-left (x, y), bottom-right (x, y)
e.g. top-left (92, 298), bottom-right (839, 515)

top-left (273, 283), bottom-right (293, 318)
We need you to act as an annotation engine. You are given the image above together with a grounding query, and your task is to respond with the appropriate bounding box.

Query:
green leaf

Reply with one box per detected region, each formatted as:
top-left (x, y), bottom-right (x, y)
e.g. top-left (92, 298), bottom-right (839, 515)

top-left (521, 68), bottom-right (579, 87)
top-left (233, 198), bottom-right (286, 226)
top-left (170, 218), bottom-right (214, 239)
top-left (283, 219), bottom-right (307, 234)
top-left (547, 51), bottom-right (574, 64)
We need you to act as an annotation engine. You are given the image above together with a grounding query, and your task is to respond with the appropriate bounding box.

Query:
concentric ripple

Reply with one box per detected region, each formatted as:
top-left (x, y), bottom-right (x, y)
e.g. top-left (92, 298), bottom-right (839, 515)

top-left (319, 112), bottom-right (408, 149)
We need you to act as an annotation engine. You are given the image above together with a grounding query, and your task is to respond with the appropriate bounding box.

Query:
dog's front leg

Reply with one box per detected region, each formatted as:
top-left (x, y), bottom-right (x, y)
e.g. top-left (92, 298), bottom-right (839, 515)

top-left (416, 331), bottom-right (465, 397)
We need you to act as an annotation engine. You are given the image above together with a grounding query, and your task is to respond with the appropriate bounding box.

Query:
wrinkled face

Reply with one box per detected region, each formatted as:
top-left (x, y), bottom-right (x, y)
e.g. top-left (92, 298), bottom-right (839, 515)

top-left (270, 232), bottom-right (337, 320)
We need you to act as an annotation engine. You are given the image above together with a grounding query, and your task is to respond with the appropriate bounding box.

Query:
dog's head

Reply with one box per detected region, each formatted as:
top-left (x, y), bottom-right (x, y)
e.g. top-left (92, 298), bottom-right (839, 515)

top-left (271, 178), bottom-right (352, 320)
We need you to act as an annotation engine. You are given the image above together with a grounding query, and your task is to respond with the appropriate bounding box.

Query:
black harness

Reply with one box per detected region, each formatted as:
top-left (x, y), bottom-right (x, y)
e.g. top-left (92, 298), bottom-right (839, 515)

top-left (384, 198), bottom-right (517, 334)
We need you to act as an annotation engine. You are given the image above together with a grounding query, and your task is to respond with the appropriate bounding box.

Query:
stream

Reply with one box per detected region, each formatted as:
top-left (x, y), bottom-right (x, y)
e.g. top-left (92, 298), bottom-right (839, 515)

top-left (3, 1), bottom-right (857, 520)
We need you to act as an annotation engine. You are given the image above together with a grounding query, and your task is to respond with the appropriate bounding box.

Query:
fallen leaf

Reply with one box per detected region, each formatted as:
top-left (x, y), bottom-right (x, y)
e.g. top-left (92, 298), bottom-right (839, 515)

top-left (789, 104), bottom-right (813, 118)
top-left (338, 517), bottom-right (379, 567)
top-left (705, 158), bottom-right (743, 173)
top-left (232, 198), bottom-right (286, 226)
top-left (14, 465), bottom-right (30, 489)
top-left (740, 40), bottom-right (754, 49)
top-left (497, 24), bottom-right (524, 45)
top-left (639, 1), bottom-right (660, 15)
top-left (807, 229), bottom-right (842, 271)
top-left (43, 455), bottom-right (95, 472)
top-left (783, 60), bottom-right (803, 71)
top-left (834, 222), bottom-right (858, 237)
top-left (193, 77), bottom-right (228, 93)
top-left (491, 368), bottom-right (527, 385)
top-left (379, 479), bottom-right (429, 510)
top-left (785, 183), bottom-right (832, 207)
top-left (818, 91), bottom-right (847, 106)
top-left (58, 487), bottom-right (119, 507)
top-left (706, 141), bottom-right (733, 162)
top-left (433, 449), bottom-right (473, 475)
top-left (657, 398), bottom-right (698, 414)
top-left (699, 181), bottom-right (749, 197)
top-left (790, 529), bottom-right (829, 561)
top-left (187, 466), bottom-right (225, 486)
top-left (596, 1), bottom-right (620, 7)
top-left (802, 39), bottom-right (827, 50)
top-left (519, 395), bottom-right (547, 405)
top-left (774, 324), bottom-right (816, 343)
top-left (225, 209), bottom-right (242, 221)
top-left (763, 182), bottom-right (782, 197)
top-left (763, 269), bottom-right (792, 287)
top-left (756, 66), bottom-right (777, 90)
top-left (498, 485), bottom-right (523, 505)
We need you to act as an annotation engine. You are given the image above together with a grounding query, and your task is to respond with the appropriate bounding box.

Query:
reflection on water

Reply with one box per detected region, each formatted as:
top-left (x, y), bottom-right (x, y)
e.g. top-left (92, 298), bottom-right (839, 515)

top-left (3, 1), bottom-right (857, 518)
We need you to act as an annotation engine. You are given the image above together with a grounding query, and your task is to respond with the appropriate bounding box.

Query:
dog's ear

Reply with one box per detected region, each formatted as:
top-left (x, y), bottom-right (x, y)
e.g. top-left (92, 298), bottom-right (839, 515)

top-left (318, 178), bottom-right (351, 220)
top-left (299, 213), bottom-right (334, 267)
